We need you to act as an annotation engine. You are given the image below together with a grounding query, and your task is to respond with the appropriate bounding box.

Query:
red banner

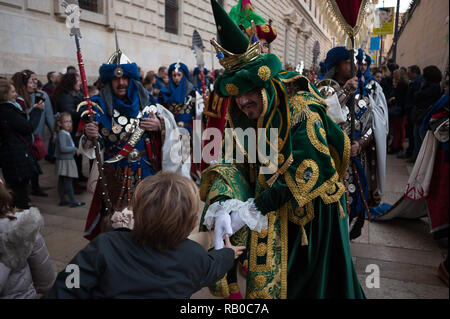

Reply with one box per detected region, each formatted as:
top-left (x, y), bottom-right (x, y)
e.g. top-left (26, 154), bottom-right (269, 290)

top-left (334, 0), bottom-right (364, 28)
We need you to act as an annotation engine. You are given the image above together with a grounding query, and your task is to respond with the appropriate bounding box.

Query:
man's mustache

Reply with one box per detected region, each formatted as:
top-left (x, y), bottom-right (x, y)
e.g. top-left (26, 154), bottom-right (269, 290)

top-left (242, 102), bottom-right (256, 108)
top-left (117, 85), bottom-right (127, 90)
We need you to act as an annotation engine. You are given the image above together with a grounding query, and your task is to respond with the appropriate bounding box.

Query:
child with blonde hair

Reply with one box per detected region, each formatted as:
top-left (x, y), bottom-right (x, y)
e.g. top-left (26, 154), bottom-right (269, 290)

top-left (54, 112), bottom-right (84, 207)
top-left (44, 171), bottom-right (244, 298)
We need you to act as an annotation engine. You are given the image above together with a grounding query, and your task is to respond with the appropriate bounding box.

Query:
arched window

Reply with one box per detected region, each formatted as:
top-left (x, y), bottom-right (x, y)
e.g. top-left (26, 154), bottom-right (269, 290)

top-left (165, 0), bottom-right (179, 34)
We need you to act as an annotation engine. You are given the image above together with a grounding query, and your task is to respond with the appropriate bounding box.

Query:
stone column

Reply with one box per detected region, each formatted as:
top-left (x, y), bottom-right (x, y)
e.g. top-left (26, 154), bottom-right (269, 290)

top-left (283, 10), bottom-right (297, 68)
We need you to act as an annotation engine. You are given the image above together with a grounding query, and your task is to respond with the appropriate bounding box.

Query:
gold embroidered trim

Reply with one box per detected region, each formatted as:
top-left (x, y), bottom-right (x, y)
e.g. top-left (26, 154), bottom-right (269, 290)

top-left (285, 168), bottom-right (345, 208)
top-left (266, 154), bottom-right (294, 187)
top-left (339, 201), bottom-right (346, 218)
top-left (342, 134), bottom-right (351, 177)
top-left (247, 181), bottom-right (289, 299)
top-left (289, 201), bottom-right (314, 227)
top-left (247, 290), bottom-right (273, 299)
top-left (256, 242), bottom-right (267, 256)
top-left (260, 25), bottom-right (270, 33)
top-left (220, 275), bottom-right (229, 298)
top-left (295, 160), bottom-right (319, 194)
top-left (226, 83), bottom-right (239, 96)
top-left (271, 79), bottom-right (290, 150)
top-left (328, 145), bottom-right (342, 177)
top-left (258, 87), bottom-right (269, 131)
top-left (254, 275), bottom-right (267, 288)
top-left (204, 93), bottom-right (224, 118)
top-left (249, 213), bottom-right (275, 272)
top-left (301, 225), bottom-right (308, 246)
top-left (307, 113), bottom-right (330, 155)
top-left (308, 82), bottom-right (327, 106)
top-left (281, 204), bottom-right (288, 299)
top-left (229, 283), bottom-right (240, 294)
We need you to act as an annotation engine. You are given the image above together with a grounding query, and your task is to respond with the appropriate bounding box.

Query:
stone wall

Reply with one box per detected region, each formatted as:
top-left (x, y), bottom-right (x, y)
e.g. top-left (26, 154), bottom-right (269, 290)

top-left (0, 0), bottom-right (338, 82)
top-left (395, 0), bottom-right (449, 72)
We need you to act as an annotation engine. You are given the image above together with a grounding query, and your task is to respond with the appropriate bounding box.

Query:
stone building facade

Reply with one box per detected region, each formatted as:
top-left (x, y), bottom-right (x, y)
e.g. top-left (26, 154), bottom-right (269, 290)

top-left (0, 0), bottom-right (342, 81)
top-left (390, 0), bottom-right (449, 73)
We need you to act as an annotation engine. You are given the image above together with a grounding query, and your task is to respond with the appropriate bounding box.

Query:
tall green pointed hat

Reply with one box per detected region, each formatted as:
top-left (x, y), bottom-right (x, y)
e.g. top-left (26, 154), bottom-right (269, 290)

top-left (210, 0), bottom-right (249, 55)
top-left (210, 0), bottom-right (282, 97)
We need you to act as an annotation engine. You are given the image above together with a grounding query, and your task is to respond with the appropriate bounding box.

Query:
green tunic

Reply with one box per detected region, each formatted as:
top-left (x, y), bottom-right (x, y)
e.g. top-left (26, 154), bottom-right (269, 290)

top-left (199, 72), bottom-right (365, 299)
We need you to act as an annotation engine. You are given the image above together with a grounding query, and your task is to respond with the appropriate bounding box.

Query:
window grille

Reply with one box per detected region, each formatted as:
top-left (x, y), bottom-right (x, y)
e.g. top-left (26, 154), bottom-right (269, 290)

top-left (79, 0), bottom-right (99, 13)
top-left (165, 0), bottom-right (179, 34)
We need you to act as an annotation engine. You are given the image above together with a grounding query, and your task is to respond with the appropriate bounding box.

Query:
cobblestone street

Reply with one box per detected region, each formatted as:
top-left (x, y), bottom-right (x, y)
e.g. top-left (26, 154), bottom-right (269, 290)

top-left (3, 153), bottom-right (445, 299)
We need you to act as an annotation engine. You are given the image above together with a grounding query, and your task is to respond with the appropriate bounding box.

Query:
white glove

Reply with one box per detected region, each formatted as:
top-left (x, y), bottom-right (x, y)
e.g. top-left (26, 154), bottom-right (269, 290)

top-left (230, 210), bottom-right (246, 233)
top-left (214, 213), bottom-right (233, 250)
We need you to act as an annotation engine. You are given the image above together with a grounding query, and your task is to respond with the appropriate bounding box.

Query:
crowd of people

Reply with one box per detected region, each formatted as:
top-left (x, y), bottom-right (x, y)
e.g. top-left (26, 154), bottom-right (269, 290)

top-left (0, 62), bottom-right (224, 210)
top-left (372, 60), bottom-right (448, 163)
top-left (0, 0), bottom-right (448, 300)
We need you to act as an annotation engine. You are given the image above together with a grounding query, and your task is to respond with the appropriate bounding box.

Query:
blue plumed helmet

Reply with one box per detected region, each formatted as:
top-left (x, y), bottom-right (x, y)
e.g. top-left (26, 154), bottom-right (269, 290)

top-left (99, 49), bottom-right (140, 83)
top-left (99, 27), bottom-right (141, 83)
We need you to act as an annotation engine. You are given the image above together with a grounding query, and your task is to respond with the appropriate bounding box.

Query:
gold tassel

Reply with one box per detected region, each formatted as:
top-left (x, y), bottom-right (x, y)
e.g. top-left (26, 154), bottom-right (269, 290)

top-left (339, 202), bottom-right (346, 218)
top-left (301, 226), bottom-right (308, 246)
top-left (220, 275), bottom-right (230, 299)
top-left (292, 106), bottom-right (313, 126)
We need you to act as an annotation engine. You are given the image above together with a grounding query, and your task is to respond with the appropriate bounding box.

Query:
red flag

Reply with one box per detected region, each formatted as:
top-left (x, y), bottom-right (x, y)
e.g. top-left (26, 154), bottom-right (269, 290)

top-left (328, 0), bottom-right (369, 36)
top-left (335, 0), bottom-right (364, 28)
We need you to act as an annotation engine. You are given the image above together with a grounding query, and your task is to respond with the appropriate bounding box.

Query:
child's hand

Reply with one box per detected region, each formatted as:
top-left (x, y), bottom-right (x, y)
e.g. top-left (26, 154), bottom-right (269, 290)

top-left (224, 235), bottom-right (246, 259)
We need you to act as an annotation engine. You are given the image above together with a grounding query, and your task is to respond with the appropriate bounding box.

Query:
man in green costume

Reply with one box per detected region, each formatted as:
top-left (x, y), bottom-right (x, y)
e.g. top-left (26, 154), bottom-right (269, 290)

top-left (199, 0), bottom-right (365, 299)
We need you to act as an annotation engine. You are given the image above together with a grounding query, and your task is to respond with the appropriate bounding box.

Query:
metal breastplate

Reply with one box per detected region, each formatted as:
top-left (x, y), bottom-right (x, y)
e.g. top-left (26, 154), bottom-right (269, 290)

top-left (165, 95), bottom-right (194, 115)
top-left (339, 93), bottom-right (372, 136)
top-left (101, 109), bottom-right (139, 144)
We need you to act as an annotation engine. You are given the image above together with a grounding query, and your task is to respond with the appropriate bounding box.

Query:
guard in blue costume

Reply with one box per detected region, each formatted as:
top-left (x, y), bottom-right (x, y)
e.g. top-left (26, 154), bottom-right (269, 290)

top-left (193, 67), bottom-right (212, 95)
top-left (79, 47), bottom-right (189, 241)
top-left (317, 46), bottom-right (389, 240)
top-left (158, 62), bottom-right (197, 134)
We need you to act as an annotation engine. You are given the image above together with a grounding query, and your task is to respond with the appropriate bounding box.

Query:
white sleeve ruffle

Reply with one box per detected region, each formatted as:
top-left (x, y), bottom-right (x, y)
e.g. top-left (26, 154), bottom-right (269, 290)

top-left (203, 198), bottom-right (268, 233)
top-left (233, 198), bottom-right (268, 233)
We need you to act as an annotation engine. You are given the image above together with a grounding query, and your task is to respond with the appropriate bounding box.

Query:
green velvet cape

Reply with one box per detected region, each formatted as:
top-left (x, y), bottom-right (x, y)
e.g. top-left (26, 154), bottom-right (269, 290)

top-left (199, 72), bottom-right (365, 299)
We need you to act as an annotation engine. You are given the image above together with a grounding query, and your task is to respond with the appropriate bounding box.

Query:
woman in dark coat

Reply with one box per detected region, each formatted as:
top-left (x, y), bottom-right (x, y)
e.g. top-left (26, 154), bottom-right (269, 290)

top-left (411, 66), bottom-right (443, 160)
top-left (11, 70), bottom-right (53, 197)
top-left (52, 73), bottom-right (86, 184)
top-left (0, 79), bottom-right (44, 209)
top-left (388, 69), bottom-right (409, 154)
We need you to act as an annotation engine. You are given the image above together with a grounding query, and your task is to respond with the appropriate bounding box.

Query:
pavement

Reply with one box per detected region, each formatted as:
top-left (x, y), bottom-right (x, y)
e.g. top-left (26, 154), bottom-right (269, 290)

top-left (2, 153), bottom-right (448, 299)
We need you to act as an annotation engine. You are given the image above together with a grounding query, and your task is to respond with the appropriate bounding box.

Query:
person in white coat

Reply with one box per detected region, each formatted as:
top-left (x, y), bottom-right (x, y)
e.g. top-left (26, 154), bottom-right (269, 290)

top-left (0, 177), bottom-right (55, 298)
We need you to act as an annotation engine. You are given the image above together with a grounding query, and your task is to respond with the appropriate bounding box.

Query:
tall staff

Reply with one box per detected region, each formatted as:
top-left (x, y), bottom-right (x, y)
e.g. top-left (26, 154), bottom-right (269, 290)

top-left (322, 0), bottom-right (372, 141)
top-left (61, 0), bottom-right (113, 215)
top-left (321, 0), bottom-right (373, 220)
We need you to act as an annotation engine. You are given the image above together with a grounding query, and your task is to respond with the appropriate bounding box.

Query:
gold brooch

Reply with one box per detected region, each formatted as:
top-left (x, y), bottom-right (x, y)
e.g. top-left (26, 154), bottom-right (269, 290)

top-left (225, 83), bottom-right (239, 96)
top-left (261, 25), bottom-right (270, 33)
top-left (258, 65), bottom-right (271, 81)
